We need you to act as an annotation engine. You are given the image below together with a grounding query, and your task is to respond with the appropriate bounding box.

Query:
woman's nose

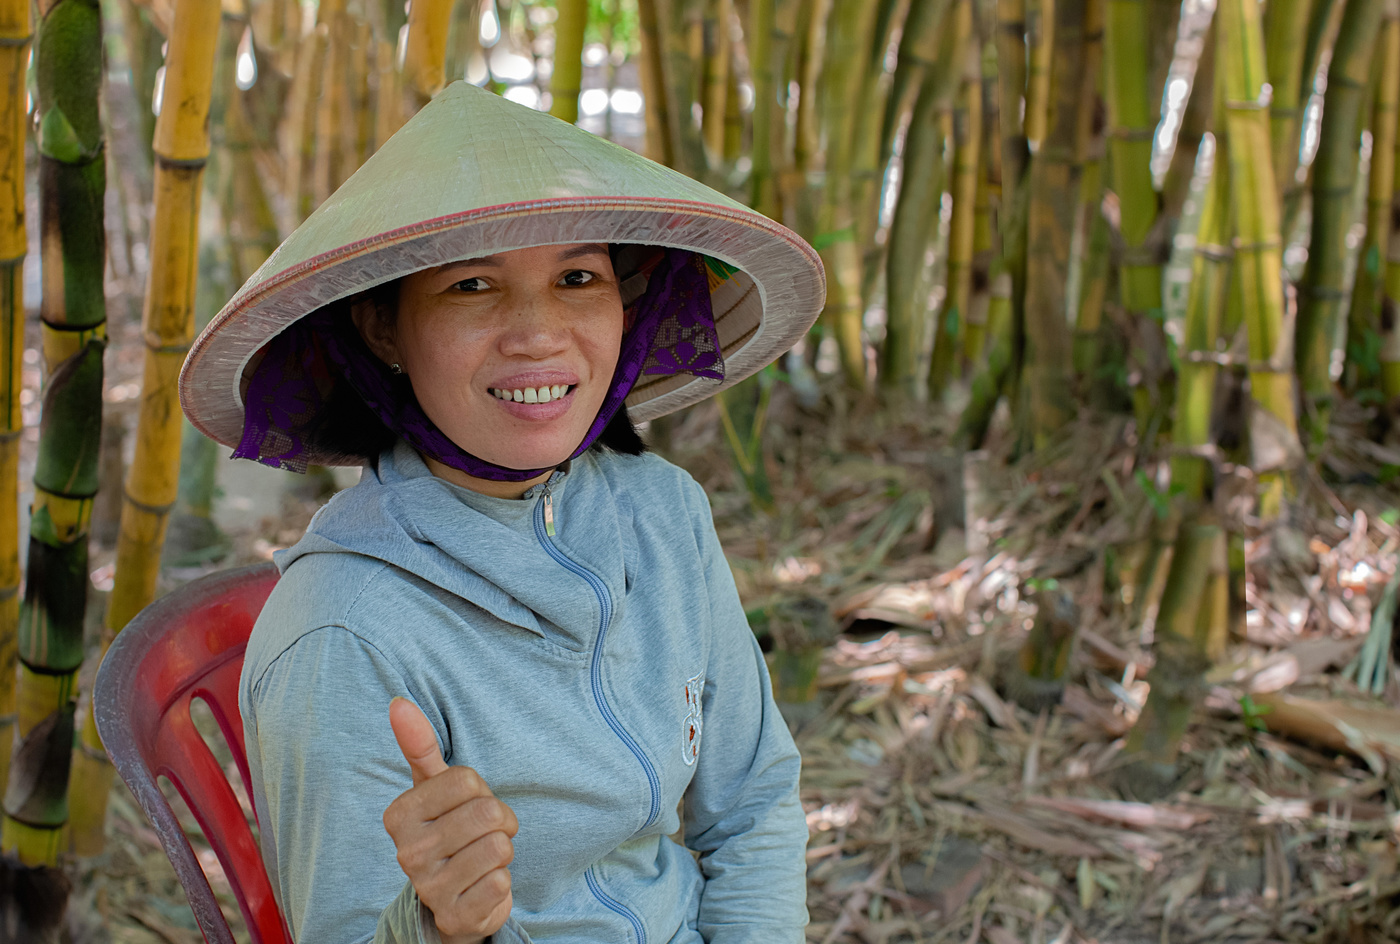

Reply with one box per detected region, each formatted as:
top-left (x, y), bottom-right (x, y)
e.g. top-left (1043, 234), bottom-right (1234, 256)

top-left (497, 293), bottom-right (571, 358)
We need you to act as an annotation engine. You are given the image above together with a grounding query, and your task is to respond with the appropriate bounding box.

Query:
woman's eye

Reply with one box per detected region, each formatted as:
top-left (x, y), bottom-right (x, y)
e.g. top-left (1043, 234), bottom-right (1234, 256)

top-left (560, 270), bottom-right (596, 287)
top-left (454, 277), bottom-right (488, 292)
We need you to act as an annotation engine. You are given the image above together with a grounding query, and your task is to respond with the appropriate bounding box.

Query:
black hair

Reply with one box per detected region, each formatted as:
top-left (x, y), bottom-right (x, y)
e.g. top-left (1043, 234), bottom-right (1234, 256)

top-left (304, 265), bottom-right (647, 464)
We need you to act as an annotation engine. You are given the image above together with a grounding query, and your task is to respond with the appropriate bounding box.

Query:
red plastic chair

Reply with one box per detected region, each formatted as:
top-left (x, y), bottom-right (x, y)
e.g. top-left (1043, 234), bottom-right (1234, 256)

top-left (94, 561), bottom-right (292, 944)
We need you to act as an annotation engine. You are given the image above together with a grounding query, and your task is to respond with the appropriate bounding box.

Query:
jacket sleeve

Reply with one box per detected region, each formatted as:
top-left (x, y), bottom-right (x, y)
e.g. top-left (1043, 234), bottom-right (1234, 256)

top-left (681, 484), bottom-right (809, 943)
top-left (246, 626), bottom-right (536, 944)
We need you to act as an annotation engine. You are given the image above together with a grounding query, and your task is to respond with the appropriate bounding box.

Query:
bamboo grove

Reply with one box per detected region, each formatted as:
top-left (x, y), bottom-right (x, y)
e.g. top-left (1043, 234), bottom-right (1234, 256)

top-left (0, 0), bottom-right (1399, 912)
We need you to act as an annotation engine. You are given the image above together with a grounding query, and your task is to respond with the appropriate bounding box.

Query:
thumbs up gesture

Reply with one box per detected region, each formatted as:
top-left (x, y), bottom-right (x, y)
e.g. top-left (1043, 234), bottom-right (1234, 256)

top-left (383, 697), bottom-right (518, 944)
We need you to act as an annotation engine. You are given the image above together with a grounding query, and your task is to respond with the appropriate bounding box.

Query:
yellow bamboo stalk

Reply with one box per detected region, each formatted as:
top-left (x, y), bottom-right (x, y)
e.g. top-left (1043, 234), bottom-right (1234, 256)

top-left (1024, 0), bottom-right (1054, 147)
top-left (280, 25), bottom-right (327, 228)
top-left (347, 19), bottom-right (374, 185)
top-left (1218, 0), bottom-right (1302, 518)
top-left (934, 49), bottom-right (981, 388)
top-left (374, 38), bottom-right (405, 151)
top-left (637, 0), bottom-right (673, 166)
top-left (403, 0), bottom-right (454, 112)
top-left (68, 0), bottom-right (223, 855)
top-left (0, 0), bottom-right (28, 793)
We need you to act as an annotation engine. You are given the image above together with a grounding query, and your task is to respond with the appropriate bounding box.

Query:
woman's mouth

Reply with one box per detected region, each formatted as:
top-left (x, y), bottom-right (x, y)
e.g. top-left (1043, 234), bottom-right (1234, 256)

top-left (488, 383), bottom-right (575, 404)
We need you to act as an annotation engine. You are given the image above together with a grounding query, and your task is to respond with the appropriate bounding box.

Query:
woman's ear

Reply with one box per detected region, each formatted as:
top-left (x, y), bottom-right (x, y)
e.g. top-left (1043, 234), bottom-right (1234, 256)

top-left (351, 296), bottom-right (398, 366)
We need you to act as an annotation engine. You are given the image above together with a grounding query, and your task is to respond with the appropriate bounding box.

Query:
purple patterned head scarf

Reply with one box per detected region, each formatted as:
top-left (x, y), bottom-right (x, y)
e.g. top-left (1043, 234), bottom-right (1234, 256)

top-left (233, 248), bottom-right (727, 481)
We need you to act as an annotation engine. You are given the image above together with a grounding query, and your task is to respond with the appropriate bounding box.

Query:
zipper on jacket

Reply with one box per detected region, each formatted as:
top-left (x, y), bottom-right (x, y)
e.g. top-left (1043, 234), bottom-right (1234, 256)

top-left (532, 489), bottom-right (662, 830)
top-left (585, 866), bottom-right (646, 944)
top-left (533, 489), bottom-right (655, 944)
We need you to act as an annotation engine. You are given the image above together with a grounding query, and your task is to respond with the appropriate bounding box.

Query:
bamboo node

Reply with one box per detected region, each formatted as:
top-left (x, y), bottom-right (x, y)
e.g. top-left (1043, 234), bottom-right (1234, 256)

top-left (119, 490), bottom-right (177, 517)
top-left (1230, 238), bottom-right (1282, 253)
top-left (1107, 127), bottom-right (1155, 142)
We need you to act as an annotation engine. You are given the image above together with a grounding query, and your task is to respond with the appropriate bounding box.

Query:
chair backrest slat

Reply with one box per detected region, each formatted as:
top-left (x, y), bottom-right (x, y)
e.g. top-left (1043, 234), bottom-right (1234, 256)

top-left (95, 562), bottom-right (289, 944)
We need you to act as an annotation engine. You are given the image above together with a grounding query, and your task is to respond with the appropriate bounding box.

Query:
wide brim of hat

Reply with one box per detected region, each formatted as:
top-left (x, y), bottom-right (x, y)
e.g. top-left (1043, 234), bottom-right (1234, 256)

top-left (180, 82), bottom-right (825, 466)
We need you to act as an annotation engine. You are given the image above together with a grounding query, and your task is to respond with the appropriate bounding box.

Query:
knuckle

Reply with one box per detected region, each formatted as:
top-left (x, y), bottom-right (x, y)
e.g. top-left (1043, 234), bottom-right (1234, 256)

top-left (487, 831), bottom-right (515, 866)
top-left (484, 867), bottom-right (512, 896)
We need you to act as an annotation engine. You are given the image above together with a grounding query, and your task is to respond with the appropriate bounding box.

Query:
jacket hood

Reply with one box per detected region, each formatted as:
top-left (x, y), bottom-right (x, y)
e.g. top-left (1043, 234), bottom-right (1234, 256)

top-left (276, 441), bottom-right (634, 647)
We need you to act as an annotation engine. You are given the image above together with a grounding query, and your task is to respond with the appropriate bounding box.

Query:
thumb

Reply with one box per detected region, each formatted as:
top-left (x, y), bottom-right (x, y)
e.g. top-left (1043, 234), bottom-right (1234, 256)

top-left (389, 696), bottom-right (449, 787)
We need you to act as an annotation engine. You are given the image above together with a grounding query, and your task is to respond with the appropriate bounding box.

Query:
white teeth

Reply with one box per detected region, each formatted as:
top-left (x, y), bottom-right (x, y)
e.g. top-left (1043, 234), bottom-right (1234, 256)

top-left (492, 384), bottom-right (572, 402)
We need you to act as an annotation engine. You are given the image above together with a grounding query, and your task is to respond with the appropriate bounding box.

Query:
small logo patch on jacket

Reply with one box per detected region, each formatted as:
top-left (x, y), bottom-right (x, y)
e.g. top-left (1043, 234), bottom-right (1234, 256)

top-left (682, 673), bottom-right (705, 765)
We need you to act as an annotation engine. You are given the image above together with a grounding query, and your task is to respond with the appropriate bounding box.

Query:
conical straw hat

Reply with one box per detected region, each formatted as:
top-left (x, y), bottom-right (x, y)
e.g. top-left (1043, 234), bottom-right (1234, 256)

top-left (181, 81), bottom-right (825, 462)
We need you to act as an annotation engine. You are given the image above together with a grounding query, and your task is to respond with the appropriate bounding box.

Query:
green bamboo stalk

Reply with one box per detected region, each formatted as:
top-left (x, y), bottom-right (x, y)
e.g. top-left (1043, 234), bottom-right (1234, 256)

top-left (1264, 0), bottom-right (1316, 195)
top-left (701, 0), bottom-right (732, 159)
top-left (1171, 94), bottom-right (1231, 506)
top-left (816, 0), bottom-right (880, 389)
top-left (1020, 0), bottom-right (1087, 445)
top-left (68, 0), bottom-right (222, 857)
top-left (1103, 0), bottom-right (1167, 440)
top-left (1159, 28), bottom-right (1214, 237)
top-left (852, 0), bottom-right (913, 298)
top-left (1123, 515), bottom-right (1226, 783)
top-left (2, 0), bottom-right (104, 871)
top-left (1219, 0), bottom-right (1303, 519)
top-left (1346, 2), bottom-right (1400, 394)
top-left (1382, 10), bottom-right (1400, 398)
top-left (749, 0), bottom-right (779, 215)
top-left (1295, 0), bottom-right (1385, 449)
top-left (659, 0), bottom-right (709, 180)
top-left (0, 0), bottom-right (30, 797)
top-left (551, 0), bottom-right (589, 123)
top-left (881, 0), bottom-right (964, 395)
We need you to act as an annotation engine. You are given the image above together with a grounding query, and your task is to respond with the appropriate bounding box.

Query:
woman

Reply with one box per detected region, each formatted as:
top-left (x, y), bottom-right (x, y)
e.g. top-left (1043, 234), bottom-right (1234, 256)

top-left (180, 82), bottom-right (825, 944)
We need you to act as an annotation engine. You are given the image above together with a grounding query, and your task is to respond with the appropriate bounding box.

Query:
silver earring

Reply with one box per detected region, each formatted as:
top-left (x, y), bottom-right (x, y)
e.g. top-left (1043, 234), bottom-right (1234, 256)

top-left (389, 363), bottom-right (404, 375)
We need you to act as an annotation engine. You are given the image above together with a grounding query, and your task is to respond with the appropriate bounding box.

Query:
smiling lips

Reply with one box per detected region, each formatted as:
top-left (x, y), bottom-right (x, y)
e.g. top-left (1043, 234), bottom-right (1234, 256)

top-left (489, 383), bottom-right (575, 404)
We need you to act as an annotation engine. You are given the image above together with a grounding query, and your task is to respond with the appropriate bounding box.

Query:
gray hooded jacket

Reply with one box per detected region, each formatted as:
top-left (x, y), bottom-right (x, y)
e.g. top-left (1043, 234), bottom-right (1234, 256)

top-left (239, 441), bottom-right (808, 944)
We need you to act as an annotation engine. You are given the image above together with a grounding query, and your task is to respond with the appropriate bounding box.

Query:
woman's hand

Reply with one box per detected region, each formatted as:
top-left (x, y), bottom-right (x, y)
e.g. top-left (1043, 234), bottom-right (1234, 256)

top-left (384, 697), bottom-right (518, 944)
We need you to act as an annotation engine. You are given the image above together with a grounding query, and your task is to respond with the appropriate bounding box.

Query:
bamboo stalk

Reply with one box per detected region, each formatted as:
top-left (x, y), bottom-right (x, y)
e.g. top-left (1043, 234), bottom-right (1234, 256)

top-left (1295, 0), bottom-right (1385, 449)
top-left (0, 0), bottom-right (27, 799)
top-left (701, 0), bottom-right (732, 157)
top-left (1124, 515), bottom-right (1227, 775)
top-left (1103, 0), bottom-right (1166, 439)
top-left (1347, 1), bottom-right (1400, 394)
top-left (930, 45), bottom-right (982, 395)
top-left (314, 0), bottom-right (351, 207)
top-left (281, 25), bottom-right (328, 227)
top-left (749, 0), bottom-right (778, 212)
top-left (816, 0), bottom-right (880, 390)
top-left (1264, 0), bottom-right (1316, 196)
top-left (1, 0), bottom-right (103, 871)
top-left (1218, 0), bottom-right (1303, 519)
top-left (550, 0), bottom-right (588, 122)
top-left (881, 0), bottom-right (964, 395)
top-left (852, 0), bottom-right (913, 300)
top-left (1023, 0), bottom-right (1053, 147)
top-left (403, 0), bottom-right (455, 112)
top-left (1020, 0), bottom-right (1086, 445)
top-left (1172, 115), bottom-right (1231, 505)
top-left (374, 38), bottom-right (405, 152)
top-left (66, 0), bottom-right (223, 857)
top-left (1068, 0), bottom-right (1104, 383)
top-left (866, 0), bottom-right (948, 299)
top-left (638, 0), bottom-right (675, 166)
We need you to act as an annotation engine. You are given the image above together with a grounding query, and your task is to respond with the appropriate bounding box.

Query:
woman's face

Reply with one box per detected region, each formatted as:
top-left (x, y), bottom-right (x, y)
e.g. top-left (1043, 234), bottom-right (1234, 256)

top-left (356, 243), bottom-right (624, 494)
